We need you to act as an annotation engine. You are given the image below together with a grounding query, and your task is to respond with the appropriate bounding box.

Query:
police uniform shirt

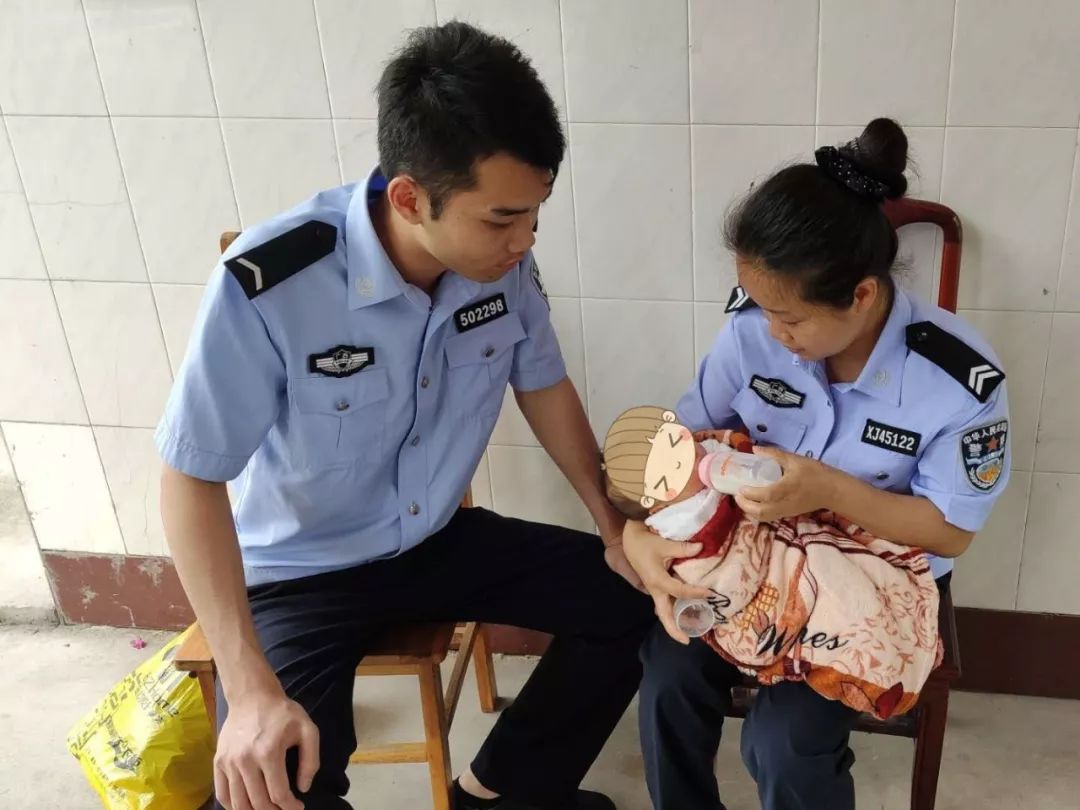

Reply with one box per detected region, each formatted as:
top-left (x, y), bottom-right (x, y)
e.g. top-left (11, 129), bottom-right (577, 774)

top-left (677, 285), bottom-right (1010, 578)
top-left (155, 169), bottom-right (566, 585)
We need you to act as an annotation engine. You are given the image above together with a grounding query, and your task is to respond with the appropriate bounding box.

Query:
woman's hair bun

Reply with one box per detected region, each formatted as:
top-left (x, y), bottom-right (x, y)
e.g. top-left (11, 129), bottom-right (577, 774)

top-left (840, 117), bottom-right (908, 200)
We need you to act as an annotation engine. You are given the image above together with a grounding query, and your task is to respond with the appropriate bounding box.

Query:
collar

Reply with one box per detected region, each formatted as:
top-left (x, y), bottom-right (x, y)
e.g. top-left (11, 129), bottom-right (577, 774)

top-left (790, 287), bottom-right (912, 406)
top-left (344, 167), bottom-right (412, 311)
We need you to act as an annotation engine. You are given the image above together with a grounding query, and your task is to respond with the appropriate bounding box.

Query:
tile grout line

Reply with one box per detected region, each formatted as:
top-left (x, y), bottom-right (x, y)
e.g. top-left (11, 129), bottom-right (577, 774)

top-left (7, 109), bottom-right (1080, 131)
top-left (78, 0), bottom-right (147, 556)
top-left (943, 0), bottom-right (960, 127)
top-left (686, 0), bottom-right (697, 350)
top-left (310, 0), bottom-right (346, 185)
top-left (557, 0), bottom-right (591, 432)
top-left (0, 423), bottom-right (62, 621)
top-left (813, 0), bottom-right (822, 127)
top-left (193, 0), bottom-right (245, 231)
top-left (1011, 471), bottom-right (1039, 611)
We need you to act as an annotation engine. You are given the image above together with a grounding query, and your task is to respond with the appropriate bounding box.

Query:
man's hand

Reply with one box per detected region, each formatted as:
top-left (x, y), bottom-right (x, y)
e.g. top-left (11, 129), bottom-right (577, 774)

top-left (733, 446), bottom-right (842, 522)
top-left (214, 687), bottom-right (320, 810)
top-left (621, 520), bottom-right (712, 644)
top-left (603, 542), bottom-right (646, 593)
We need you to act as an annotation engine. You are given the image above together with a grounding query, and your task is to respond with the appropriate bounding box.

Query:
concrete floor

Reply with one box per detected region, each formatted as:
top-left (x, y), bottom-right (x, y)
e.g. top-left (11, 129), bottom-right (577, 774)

top-left (3, 623), bottom-right (1079, 810)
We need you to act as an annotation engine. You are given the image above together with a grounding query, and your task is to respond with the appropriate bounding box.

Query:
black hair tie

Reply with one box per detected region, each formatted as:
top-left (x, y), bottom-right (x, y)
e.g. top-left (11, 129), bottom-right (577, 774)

top-left (814, 146), bottom-right (898, 202)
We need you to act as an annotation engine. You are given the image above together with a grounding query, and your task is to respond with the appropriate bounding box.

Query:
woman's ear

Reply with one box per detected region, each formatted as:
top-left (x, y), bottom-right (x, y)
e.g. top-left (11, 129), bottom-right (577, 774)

top-left (662, 410), bottom-right (677, 423)
top-left (852, 277), bottom-right (880, 315)
top-left (639, 495), bottom-right (656, 510)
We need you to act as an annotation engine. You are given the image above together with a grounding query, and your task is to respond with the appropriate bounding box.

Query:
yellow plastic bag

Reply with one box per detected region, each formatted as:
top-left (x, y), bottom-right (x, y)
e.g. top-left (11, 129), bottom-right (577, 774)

top-left (67, 628), bottom-right (215, 809)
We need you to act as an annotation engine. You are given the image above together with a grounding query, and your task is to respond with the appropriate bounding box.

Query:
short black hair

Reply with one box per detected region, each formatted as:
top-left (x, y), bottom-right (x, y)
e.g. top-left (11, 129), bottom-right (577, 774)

top-left (376, 21), bottom-right (565, 217)
top-left (724, 118), bottom-right (910, 308)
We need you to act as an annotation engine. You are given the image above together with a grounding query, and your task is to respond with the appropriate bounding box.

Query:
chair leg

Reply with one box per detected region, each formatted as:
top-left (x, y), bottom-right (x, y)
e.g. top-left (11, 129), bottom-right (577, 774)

top-left (418, 661), bottom-right (453, 810)
top-left (197, 671), bottom-right (217, 738)
top-left (911, 687), bottom-right (950, 810)
top-left (472, 626), bottom-right (499, 713)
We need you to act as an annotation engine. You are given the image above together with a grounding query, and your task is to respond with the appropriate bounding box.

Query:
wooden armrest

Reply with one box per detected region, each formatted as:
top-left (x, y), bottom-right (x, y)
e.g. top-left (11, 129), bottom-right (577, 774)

top-left (174, 623), bottom-right (214, 673)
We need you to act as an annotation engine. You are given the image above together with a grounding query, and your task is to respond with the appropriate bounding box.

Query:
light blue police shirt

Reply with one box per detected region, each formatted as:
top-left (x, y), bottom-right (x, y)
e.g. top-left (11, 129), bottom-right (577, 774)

top-left (155, 169), bottom-right (566, 585)
top-left (677, 286), bottom-right (1010, 578)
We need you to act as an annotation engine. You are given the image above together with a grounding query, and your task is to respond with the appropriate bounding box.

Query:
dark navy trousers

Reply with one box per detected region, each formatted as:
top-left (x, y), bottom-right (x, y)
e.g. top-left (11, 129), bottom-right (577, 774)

top-left (639, 575), bottom-right (951, 810)
top-left (214, 506), bottom-right (654, 809)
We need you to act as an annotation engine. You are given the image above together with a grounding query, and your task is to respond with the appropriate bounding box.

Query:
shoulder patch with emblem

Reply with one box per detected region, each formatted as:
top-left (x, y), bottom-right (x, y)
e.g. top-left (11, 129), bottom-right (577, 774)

top-left (961, 420), bottom-right (1008, 492)
top-left (750, 375), bottom-right (805, 408)
top-left (725, 285), bottom-right (756, 313)
top-left (905, 321), bottom-right (1004, 403)
top-left (530, 260), bottom-right (549, 308)
top-left (309, 345), bottom-right (374, 378)
top-left (455, 293), bottom-right (508, 332)
top-left (225, 220), bottom-right (337, 299)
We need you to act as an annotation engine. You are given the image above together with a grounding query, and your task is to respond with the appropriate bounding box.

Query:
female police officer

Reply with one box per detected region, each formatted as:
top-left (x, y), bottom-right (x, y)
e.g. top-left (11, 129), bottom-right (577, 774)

top-left (623, 119), bottom-right (1010, 810)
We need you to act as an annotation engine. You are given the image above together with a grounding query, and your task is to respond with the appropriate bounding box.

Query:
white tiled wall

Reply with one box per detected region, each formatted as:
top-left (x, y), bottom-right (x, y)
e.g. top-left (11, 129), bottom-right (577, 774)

top-left (1, 0), bottom-right (1078, 616)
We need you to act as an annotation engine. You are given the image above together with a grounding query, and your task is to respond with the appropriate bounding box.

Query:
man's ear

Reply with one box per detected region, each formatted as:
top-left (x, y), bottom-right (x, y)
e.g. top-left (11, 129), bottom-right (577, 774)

top-left (662, 410), bottom-right (677, 423)
top-left (640, 495), bottom-right (656, 510)
top-left (386, 175), bottom-right (424, 225)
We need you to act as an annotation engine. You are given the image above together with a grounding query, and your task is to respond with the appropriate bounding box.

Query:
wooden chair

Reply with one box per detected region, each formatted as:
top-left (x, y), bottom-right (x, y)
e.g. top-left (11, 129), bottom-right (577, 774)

top-left (724, 197), bottom-right (965, 810)
top-left (175, 614), bottom-right (497, 810)
top-left (174, 490), bottom-right (498, 810)
top-left (174, 230), bottom-right (500, 810)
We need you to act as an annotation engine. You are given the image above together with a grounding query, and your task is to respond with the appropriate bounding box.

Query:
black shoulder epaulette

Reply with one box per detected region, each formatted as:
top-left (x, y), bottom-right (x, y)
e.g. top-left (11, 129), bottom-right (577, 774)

top-left (906, 321), bottom-right (1004, 403)
top-left (725, 285), bottom-right (756, 313)
top-left (224, 220), bottom-right (337, 299)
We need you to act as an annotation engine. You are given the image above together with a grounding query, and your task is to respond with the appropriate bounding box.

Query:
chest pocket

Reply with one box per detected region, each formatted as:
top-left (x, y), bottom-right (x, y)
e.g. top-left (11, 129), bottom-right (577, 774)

top-left (444, 312), bottom-right (527, 420)
top-left (288, 367), bottom-right (390, 468)
top-left (731, 387), bottom-right (808, 452)
top-left (842, 418), bottom-right (921, 491)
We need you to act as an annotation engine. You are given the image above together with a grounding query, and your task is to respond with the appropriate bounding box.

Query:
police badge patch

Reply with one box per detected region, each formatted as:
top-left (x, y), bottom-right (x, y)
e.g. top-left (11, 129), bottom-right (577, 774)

top-left (960, 420), bottom-right (1008, 492)
top-left (309, 345), bottom-right (374, 378)
top-left (750, 375), bottom-right (805, 408)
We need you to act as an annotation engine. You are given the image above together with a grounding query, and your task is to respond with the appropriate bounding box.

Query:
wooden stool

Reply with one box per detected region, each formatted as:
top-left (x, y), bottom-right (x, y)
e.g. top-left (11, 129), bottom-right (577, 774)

top-left (175, 620), bottom-right (498, 810)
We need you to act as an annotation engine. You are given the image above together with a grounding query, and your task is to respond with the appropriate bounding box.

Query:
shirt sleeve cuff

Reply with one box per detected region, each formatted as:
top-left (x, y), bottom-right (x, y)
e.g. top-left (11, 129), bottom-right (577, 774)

top-left (154, 421), bottom-right (250, 483)
top-left (509, 358), bottom-right (567, 393)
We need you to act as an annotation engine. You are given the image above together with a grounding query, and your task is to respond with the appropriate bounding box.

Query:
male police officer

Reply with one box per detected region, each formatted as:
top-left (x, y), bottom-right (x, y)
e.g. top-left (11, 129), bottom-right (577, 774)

top-left (157, 22), bottom-right (655, 810)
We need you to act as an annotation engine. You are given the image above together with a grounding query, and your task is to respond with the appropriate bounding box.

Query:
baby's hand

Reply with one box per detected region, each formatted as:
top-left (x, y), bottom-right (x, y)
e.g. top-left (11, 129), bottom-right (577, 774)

top-left (692, 429), bottom-right (732, 445)
top-left (692, 429), bottom-right (753, 452)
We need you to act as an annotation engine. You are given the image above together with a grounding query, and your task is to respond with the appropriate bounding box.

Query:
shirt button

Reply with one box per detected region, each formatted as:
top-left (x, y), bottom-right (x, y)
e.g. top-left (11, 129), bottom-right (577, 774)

top-left (876, 472), bottom-right (890, 481)
top-left (756, 424), bottom-right (768, 433)
top-left (420, 376), bottom-right (430, 389)
top-left (804, 450), bottom-right (814, 459)
top-left (335, 400), bottom-right (350, 412)
top-left (483, 346), bottom-right (495, 358)
top-left (826, 401), bottom-right (832, 408)
top-left (409, 502), bottom-right (420, 516)
top-left (411, 435), bottom-right (420, 446)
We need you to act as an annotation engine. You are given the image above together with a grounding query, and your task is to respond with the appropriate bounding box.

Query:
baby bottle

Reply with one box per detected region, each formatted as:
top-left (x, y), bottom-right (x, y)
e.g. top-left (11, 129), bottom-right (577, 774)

top-left (697, 445), bottom-right (782, 495)
top-left (674, 598), bottom-right (716, 638)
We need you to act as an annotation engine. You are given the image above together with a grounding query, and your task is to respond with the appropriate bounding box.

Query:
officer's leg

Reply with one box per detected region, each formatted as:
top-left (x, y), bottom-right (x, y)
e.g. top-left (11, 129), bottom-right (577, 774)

top-left (213, 568), bottom-right (384, 810)
top-left (638, 623), bottom-right (742, 810)
top-left (740, 680), bottom-right (859, 810)
top-left (407, 507), bottom-right (655, 804)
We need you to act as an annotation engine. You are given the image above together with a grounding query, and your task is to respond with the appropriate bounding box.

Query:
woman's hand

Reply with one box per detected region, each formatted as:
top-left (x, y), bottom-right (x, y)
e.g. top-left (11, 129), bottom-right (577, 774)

top-left (734, 446), bottom-right (842, 521)
top-left (622, 519), bottom-right (712, 644)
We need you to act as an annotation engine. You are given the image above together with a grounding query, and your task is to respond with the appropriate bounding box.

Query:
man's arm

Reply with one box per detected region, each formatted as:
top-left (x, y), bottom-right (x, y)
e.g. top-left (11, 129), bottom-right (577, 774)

top-left (160, 466), bottom-right (276, 697)
top-left (515, 377), bottom-right (622, 545)
top-left (161, 465), bottom-right (319, 809)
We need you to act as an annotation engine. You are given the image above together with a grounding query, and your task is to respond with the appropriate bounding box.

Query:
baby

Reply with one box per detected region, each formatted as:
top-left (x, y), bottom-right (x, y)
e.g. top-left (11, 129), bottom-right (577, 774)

top-left (602, 405), bottom-right (941, 719)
